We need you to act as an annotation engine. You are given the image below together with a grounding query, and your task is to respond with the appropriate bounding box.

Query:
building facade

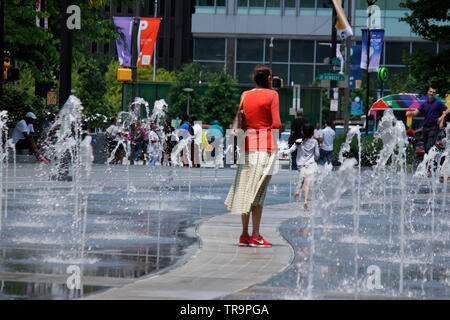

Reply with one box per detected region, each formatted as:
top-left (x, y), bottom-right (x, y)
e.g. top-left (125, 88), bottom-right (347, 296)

top-left (192, 0), bottom-right (448, 91)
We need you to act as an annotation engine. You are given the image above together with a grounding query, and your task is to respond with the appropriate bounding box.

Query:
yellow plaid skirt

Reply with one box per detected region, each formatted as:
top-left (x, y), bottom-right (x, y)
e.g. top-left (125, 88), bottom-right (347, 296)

top-left (225, 151), bottom-right (277, 215)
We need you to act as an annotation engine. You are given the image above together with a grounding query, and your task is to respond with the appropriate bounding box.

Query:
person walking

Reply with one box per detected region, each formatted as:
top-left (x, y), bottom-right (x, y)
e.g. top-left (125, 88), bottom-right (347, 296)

top-left (288, 109), bottom-right (307, 170)
top-left (318, 120), bottom-right (335, 165)
top-left (282, 123), bottom-right (319, 210)
top-left (191, 116), bottom-right (203, 167)
top-left (406, 86), bottom-right (448, 154)
top-left (224, 65), bottom-right (281, 248)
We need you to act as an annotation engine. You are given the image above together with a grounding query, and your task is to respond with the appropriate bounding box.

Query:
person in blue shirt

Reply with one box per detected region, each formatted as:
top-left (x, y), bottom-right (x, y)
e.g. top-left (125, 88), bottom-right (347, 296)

top-left (206, 120), bottom-right (224, 159)
top-left (407, 86), bottom-right (448, 153)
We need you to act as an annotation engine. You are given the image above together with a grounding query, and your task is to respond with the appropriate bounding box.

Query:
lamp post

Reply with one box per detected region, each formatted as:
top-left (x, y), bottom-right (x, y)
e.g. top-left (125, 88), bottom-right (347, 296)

top-left (59, 0), bottom-right (73, 107)
top-left (183, 88), bottom-right (194, 116)
top-left (365, 0), bottom-right (378, 135)
top-left (269, 37), bottom-right (274, 70)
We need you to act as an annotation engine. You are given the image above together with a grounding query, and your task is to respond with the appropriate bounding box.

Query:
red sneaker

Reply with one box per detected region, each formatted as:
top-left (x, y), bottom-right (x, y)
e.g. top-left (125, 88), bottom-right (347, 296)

top-left (238, 234), bottom-right (250, 247)
top-left (249, 235), bottom-right (272, 248)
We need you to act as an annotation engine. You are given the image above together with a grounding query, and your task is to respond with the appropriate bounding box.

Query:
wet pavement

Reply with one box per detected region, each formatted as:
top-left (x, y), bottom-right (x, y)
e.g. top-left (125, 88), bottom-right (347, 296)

top-left (0, 163), bottom-right (448, 300)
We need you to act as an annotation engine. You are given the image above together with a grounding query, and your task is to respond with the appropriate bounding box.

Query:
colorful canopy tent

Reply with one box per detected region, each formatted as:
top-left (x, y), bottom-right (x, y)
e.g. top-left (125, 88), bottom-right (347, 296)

top-left (370, 93), bottom-right (450, 129)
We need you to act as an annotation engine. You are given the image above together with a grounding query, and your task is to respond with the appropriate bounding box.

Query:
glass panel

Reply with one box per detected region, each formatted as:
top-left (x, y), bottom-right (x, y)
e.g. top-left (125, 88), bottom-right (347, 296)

top-left (194, 38), bottom-right (226, 61)
top-left (285, 0), bottom-right (296, 7)
top-left (236, 63), bottom-right (259, 83)
top-left (216, 0), bottom-right (226, 6)
top-left (196, 0), bottom-right (214, 5)
top-left (386, 0), bottom-right (403, 10)
top-left (271, 64), bottom-right (289, 84)
top-left (237, 39), bottom-right (264, 61)
top-left (356, 0), bottom-right (387, 10)
top-left (199, 62), bottom-right (225, 73)
top-left (265, 39), bottom-right (289, 63)
top-left (249, 0), bottom-right (264, 7)
top-left (291, 40), bottom-right (314, 63)
top-left (316, 41), bottom-right (332, 64)
top-left (266, 0), bottom-right (281, 7)
top-left (237, 0), bottom-right (248, 7)
top-left (290, 65), bottom-right (314, 86)
top-left (316, 64), bottom-right (332, 79)
top-left (317, 0), bottom-right (332, 8)
top-left (300, 0), bottom-right (315, 8)
top-left (385, 42), bottom-right (409, 65)
top-left (412, 42), bottom-right (436, 54)
top-left (439, 43), bottom-right (450, 53)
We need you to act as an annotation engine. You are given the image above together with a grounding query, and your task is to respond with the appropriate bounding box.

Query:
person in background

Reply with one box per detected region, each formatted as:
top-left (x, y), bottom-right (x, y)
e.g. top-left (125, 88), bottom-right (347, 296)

top-left (206, 120), bottom-right (225, 165)
top-left (191, 116), bottom-right (203, 168)
top-left (282, 123), bottom-right (319, 210)
top-left (12, 111), bottom-right (49, 162)
top-left (162, 118), bottom-right (177, 166)
top-left (318, 120), bottom-right (335, 165)
top-left (406, 86), bottom-right (448, 154)
top-left (288, 109), bottom-right (307, 170)
top-left (225, 65), bottom-right (281, 248)
top-left (313, 122), bottom-right (322, 142)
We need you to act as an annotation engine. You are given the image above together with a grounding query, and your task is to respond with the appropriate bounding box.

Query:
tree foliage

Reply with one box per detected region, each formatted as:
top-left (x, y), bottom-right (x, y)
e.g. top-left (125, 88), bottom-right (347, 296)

top-left (399, 0), bottom-right (450, 44)
top-left (167, 63), bottom-right (213, 120)
top-left (202, 72), bottom-right (238, 127)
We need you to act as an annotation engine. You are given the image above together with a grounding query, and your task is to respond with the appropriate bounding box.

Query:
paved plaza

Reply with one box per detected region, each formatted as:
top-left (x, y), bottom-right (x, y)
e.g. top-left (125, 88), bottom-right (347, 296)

top-left (0, 162), bottom-right (448, 300)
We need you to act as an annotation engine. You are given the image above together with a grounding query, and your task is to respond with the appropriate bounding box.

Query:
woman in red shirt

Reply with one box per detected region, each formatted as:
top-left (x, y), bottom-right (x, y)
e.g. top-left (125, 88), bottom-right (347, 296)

top-left (225, 65), bottom-right (282, 248)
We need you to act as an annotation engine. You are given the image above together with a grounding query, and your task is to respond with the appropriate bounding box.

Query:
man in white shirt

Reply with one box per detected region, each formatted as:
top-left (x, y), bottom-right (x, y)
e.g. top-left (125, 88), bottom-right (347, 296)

top-left (12, 112), bottom-right (48, 162)
top-left (191, 116), bottom-right (203, 168)
top-left (318, 120), bottom-right (335, 165)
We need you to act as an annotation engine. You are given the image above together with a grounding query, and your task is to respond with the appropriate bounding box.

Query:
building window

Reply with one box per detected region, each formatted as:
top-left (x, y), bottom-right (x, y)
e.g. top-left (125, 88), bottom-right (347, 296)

top-left (194, 38), bottom-right (226, 61)
top-left (300, 0), bottom-right (315, 8)
top-left (291, 40), bottom-right (314, 63)
top-left (266, 0), bottom-right (281, 14)
top-left (285, 0), bottom-right (297, 15)
top-left (290, 65), bottom-right (314, 86)
top-left (265, 39), bottom-right (289, 63)
top-left (412, 42), bottom-right (437, 55)
top-left (249, 0), bottom-right (264, 14)
top-left (237, 39), bottom-right (264, 61)
top-left (316, 41), bottom-right (331, 64)
top-left (385, 42), bottom-right (409, 65)
top-left (236, 63), bottom-right (259, 83)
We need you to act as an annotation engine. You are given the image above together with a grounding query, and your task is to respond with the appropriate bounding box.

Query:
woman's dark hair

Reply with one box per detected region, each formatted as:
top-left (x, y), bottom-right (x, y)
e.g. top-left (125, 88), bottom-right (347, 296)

top-left (252, 65), bottom-right (272, 88)
top-left (302, 123), bottom-right (314, 139)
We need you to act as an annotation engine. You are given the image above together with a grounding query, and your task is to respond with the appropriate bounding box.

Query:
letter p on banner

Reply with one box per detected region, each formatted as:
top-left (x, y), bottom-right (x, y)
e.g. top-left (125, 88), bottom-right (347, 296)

top-left (137, 18), bottom-right (161, 67)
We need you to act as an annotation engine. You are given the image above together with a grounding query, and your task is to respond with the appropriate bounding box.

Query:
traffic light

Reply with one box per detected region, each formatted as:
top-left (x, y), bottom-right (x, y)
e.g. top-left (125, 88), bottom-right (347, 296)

top-left (3, 50), bottom-right (19, 81)
top-left (272, 76), bottom-right (283, 89)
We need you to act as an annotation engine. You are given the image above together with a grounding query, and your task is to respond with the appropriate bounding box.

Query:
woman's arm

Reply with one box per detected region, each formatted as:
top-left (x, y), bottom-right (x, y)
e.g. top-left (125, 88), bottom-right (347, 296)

top-left (270, 91), bottom-right (282, 129)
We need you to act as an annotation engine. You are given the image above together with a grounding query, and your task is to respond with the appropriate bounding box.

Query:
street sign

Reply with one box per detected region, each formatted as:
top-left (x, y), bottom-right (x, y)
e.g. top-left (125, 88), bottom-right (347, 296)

top-left (330, 99), bottom-right (339, 111)
top-left (318, 72), bottom-right (345, 81)
top-left (332, 57), bottom-right (341, 66)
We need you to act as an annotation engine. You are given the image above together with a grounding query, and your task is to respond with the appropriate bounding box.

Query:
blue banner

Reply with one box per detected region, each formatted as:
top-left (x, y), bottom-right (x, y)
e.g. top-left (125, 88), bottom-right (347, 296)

top-left (360, 29), bottom-right (385, 72)
top-left (350, 45), bottom-right (362, 90)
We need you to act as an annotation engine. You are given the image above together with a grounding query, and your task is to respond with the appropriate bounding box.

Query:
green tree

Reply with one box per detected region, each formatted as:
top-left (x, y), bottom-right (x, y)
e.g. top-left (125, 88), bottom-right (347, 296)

top-left (394, 1), bottom-right (450, 94)
top-left (399, 0), bottom-right (450, 44)
top-left (167, 63), bottom-right (212, 120)
top-left (76, 58), bottom-right (112, 128)
top-left (202, 72), bottom-right (238, 127)
top-left (3, 1), bottom-right (137, 98)
top-left (388, 49), bottom-right (450, 95)
top-left (138, 66), bottom-right (176, 82)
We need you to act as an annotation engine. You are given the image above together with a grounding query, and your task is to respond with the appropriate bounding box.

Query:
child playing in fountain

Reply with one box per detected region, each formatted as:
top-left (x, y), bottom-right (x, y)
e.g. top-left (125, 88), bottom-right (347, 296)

top-left (282, 123), bottom-right (319, 210)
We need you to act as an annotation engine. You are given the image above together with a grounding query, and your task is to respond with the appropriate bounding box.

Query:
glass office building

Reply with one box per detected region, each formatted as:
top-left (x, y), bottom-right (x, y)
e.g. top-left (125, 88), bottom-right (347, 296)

top-left (192, 0), bottom-right (447, 91)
